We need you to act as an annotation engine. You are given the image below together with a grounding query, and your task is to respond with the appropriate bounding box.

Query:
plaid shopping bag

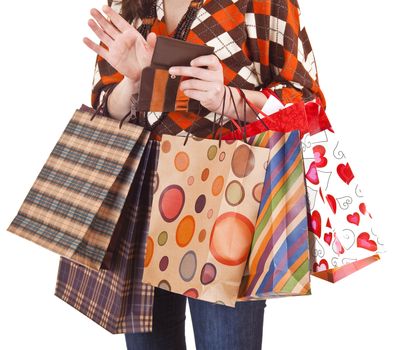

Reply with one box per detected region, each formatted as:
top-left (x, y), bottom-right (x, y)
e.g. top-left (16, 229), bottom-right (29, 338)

top-left (6, 101), bottom-right (150, 271)
top-left (54, 139), bottom-right (158, 334)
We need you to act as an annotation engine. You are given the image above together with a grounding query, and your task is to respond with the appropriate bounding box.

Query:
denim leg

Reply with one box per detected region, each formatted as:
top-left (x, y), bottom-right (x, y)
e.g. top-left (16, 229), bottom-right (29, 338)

top-left (188, 298), bottom-right (267, 350)
top-left (125, 287), bottom-right (187, 350)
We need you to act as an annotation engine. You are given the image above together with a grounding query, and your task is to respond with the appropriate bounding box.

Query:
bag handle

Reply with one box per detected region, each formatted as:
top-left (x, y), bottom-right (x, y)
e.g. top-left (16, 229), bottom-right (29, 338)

top-left (230, 87), bottom-right (271, 133)
top-left (183, 85), bottom-right (227, 146)
top-left (227, 86), bottom-right (249, 143)
top-left (89, 84), bottom-right (133, 129)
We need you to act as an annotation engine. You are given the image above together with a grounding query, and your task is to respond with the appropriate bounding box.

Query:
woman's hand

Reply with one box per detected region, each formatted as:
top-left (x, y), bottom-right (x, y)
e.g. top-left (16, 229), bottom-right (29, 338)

top-left (83, 5), bottom-right (157, 82)
top-left (168, 54), bottom-right (226, 114)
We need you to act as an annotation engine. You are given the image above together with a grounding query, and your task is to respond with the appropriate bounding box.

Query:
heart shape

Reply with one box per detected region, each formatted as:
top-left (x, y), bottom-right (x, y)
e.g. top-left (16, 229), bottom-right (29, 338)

top-left (308, 210), bottom-right (322, 238)
top-left (337, 162), bottom-right (354, 185)
top-left (357, 232), bottom-right (377, 251)
top-left (313, 145), bottom-right (327, 168)
top-left (359, 202), bottom-right (367, 215)
top-left (332, 233), bottom-right (345, 254)
top-left (326, 217), bottom-right (332, 229)
top-left (313, 259), bottom-right (329, 272)
top-left (326, 194), bottom-right (337, 214)
top-left (306, 161), bottom-right (319, 185)
top-left (347, 212), bottom-right (360, 225)
top-left (324, 232), bottom-right (332, 245)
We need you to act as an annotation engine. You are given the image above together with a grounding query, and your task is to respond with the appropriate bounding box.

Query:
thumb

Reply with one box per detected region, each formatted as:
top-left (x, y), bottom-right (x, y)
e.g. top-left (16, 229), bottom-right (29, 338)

top-left (146, 32), bottom-right (157, 49)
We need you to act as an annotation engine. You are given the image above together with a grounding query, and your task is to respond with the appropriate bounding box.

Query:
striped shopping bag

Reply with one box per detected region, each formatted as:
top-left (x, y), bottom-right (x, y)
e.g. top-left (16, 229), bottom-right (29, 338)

top-left (218, 88), bottom-right (311, 299)
top-left (236, 129), bottom-right (311, 300)
top-left (6, 102), bottom-right (150, 271)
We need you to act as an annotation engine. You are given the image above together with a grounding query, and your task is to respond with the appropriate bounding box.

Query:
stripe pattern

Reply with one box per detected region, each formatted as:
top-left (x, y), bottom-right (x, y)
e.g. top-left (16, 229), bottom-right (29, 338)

top-left (7, 106), bottom-right (150, 271)
top-left (54, 139), bottom-right (159, 334)
top-left (136, 67), bottom-right (202, 112)
top-left (237, 129), bottom-right (311, 299)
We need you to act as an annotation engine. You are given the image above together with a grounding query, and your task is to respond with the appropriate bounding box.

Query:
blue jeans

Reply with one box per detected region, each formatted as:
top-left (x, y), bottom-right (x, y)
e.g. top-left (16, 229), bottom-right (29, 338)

top-left (125, 287), bottom-right (267, 350)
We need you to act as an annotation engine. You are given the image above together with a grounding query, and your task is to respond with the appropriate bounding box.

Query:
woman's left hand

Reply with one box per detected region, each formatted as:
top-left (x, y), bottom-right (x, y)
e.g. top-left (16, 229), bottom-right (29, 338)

top-left (168, 54), bottom-right (226, 113)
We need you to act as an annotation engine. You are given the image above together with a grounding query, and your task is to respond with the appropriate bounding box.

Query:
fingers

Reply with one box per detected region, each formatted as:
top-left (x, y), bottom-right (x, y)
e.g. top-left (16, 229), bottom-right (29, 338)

top-left (179, 79), bottom-right (225, 112)
top-left (168, 65), bottom-right (216, 82)
top-left (179, 78), bottom-right (214, 92)
top-left (87, 17), bottom-right (114, 47)
top-left (146, 32), bottom-right (158, 49)
top-left (82, 37), bottom-right (110, 60)
top-left (101, 5), bottom-right (133, 34)
top-left (190, 54), bottom-right (222, 71)
top-left (89, 7), bottom-right (120, 40)
top-left (169, 54), bottom-right (222, 81)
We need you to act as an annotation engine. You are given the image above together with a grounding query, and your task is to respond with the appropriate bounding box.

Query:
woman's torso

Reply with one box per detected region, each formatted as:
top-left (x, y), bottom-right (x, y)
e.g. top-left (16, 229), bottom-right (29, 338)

top-left (112, 0), bottom-right (270, 140)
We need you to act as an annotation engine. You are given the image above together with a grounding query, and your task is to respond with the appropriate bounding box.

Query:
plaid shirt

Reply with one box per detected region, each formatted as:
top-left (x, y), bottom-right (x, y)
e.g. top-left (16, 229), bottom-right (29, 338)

top-left (91, 0), bottom-right (327, 139)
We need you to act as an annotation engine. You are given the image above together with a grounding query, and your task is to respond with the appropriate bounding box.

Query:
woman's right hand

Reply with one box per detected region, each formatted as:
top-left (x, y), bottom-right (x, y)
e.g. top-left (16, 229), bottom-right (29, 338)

top-left (83, 5), bottom-right (157, 83)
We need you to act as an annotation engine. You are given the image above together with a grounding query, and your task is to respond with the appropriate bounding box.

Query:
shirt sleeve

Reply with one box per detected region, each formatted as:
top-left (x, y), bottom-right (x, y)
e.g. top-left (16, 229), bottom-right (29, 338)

top-left (248, 0), bottom-right (327, 110)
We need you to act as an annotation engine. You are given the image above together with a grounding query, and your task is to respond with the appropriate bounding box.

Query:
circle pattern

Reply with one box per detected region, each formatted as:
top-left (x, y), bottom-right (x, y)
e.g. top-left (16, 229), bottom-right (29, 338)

top-left (158, 231), bottom-right (168, 246)
top-left (161, 140), bottom-right (171, 153)
top-left (144, 236), bottom-right (154, 267)
top-left (231, 144), bottom-right (255, 177)
top-left (175, 151), bottom-right (190, 171)
top-left (158, 280), bottom-right (171, 291)
top-left (159, 256), bottom-right (169, 271)
top-left (187, 176), bottom-right (194, 185)
top-left (219, 151), bottom-right (226, 161)
top-left (195, 194), bottom-right (206, 213)
top-left (225, 180), bottom-right (245, 206)
top-left (201, 168), bottom-right (209, 181)
top-left (198, 229), bottom-right (206, 242)
top-left (252, 182), bottom-right (264, 202)
top-left (183, 288), bottom-right (199, 298)
top-left (179, 250), bottom-right (197, 282)
top-left (212, 176), bottom-right (224, 196)
top-left (200, 263), bottom-right (217, 285)
top-left (207, 145), bottom-right (218, 160)
top-left (176, 215), bottom-right (195, 247)
top-left (159, 185), bottom-right (185, 222)
top-left (209, 212), bottom-right (254, 266)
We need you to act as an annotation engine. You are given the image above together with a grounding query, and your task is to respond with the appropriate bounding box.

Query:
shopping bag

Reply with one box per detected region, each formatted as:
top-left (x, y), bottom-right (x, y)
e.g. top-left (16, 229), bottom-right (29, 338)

top-left (224, 87), bottom-right (385, 283)
top-left (236, 129), bottom-right (311, 300)
top-left (6, 87), bottom-right (150, 271)
top-left (302, 128), bottom-right (385, 282)
top-left (141, 98), bottom-right (271, 306)
top-left (54, 139), bottom-right (158, 334)
top-left (217, 88), bottom-right (311, 299)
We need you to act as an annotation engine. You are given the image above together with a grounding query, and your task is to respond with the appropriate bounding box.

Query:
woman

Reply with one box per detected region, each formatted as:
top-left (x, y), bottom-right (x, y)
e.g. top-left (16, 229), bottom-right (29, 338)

top-left (61, 0), bottom-right (327, 349)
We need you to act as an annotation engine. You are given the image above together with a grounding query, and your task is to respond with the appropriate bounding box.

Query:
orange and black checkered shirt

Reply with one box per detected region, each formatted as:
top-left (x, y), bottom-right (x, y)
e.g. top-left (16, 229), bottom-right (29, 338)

top-left (91, 0), bottom-right (327, 140)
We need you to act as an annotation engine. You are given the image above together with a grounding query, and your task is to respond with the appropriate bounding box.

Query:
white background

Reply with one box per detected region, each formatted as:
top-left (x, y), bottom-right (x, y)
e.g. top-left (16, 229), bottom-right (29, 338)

top-left (0, 1), bottom-right (402, 349)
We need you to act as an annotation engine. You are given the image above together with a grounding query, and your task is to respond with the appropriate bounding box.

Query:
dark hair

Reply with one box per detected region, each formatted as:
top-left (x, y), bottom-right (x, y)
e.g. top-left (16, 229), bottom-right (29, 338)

top-left (114, 0), bottom-right (153, 23)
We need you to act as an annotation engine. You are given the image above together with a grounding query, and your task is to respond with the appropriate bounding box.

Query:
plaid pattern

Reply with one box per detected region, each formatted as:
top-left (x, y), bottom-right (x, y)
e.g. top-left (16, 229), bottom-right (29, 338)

top-left (54, 139), bottom-right (159, 334)
top-left (7, 105), bottom-right (149, 271)
top-left (91, 0), bottom-right (326, 141)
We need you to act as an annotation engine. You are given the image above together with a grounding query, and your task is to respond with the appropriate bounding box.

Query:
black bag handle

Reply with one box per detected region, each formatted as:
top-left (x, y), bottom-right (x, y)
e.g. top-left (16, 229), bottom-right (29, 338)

top-left (89, 84), bottom-right (133, 129)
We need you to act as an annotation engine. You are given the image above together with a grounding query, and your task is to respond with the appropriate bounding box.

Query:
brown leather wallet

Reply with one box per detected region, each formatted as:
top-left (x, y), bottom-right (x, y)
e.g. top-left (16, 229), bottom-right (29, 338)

top-left (133, 35), bottom-right (215, 113)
